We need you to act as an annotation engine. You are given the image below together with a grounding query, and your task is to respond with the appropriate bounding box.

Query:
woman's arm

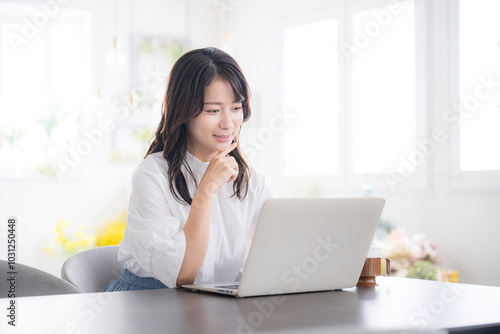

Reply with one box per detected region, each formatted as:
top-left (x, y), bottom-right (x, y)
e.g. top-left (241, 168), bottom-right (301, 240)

top-left (175, 187), bottom-right (213, 286)
top-left (176, 143), bottom-right (239, 286)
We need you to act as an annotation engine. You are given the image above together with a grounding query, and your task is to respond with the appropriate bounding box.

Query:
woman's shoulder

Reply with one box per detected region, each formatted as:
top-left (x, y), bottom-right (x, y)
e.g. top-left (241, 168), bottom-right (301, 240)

top-left (133, 152), bottom-right (169, 180)
top-left (247, 166), bottom-right (269, 194)
top-left (243, 166), bottom-right (274, 208)
top-left (248, 166), bottom-right (265, 184)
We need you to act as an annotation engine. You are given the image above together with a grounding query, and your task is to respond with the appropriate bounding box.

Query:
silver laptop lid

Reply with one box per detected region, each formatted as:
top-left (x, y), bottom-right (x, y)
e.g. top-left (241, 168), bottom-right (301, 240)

top-left (238, 198), bottom-right (385, 297)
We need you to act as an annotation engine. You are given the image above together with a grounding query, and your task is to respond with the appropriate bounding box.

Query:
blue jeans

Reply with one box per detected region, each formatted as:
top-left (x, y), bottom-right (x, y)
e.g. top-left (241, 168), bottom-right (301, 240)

top-left (103, 269), bottom-right (168, 292)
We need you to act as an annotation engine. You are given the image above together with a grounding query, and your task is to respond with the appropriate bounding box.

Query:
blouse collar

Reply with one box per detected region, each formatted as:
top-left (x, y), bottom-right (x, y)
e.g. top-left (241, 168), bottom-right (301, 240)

top-left (185, 151), bottom-right (210, 173)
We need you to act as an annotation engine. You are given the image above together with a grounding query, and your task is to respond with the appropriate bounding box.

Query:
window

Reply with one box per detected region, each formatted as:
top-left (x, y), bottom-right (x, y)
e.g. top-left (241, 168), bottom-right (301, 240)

top-left (352, 1), bottom-right (416, 174)
top-left (445, 0), bottom-right (500, 189)
top-left (283, 0), bottom-right (419, 190)
top-left (284, 18), bottom-right (338, 176)
top-left (0, 3), bottom-right (91, 178)
top-left (458, 0), bottom-right (500, 172)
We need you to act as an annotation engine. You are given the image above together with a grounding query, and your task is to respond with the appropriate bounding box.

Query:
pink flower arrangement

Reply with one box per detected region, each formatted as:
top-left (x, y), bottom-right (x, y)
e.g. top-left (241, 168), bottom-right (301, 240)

top-left (380, 228), bottom-right (456, 281)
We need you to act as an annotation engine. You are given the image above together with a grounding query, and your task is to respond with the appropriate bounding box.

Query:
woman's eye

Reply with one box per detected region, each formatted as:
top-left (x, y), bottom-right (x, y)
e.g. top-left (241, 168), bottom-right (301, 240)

top-left (206, 109), bottom-right (219, 113)
top-left (233, 107), bottom-right (243, 111)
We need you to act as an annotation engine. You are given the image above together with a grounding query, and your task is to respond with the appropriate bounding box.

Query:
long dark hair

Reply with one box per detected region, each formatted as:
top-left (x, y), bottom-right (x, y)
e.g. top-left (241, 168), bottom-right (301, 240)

top-left (145, 47), bottom-right (252, 205)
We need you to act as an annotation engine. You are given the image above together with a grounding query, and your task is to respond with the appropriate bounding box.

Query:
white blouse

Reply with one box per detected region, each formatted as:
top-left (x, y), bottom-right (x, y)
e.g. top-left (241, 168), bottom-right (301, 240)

top-left (118, 151), bottom-right (273, 288)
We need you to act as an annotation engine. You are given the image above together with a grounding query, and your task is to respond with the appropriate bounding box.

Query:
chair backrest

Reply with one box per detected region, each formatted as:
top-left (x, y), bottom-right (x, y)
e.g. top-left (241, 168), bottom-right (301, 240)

top-left (61, 245), bottom-right (123, 293)
top-left (0, 260), bottom-right (80, 297)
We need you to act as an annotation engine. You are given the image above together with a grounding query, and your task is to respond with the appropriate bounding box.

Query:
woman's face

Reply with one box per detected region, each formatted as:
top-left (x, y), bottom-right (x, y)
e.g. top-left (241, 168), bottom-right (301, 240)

top-left (187, 79), bottom-right (244, 162)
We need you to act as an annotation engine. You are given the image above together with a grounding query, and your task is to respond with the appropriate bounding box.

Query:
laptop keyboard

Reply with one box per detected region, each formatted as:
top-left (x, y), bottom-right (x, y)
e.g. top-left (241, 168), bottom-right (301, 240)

top-left (215, 284), bottom-right (239, 290)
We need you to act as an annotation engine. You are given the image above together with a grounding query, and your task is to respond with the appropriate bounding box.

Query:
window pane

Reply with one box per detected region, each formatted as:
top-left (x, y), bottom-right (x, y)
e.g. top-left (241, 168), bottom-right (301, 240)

top-left (0, 9), bottom-right (90, 176)
top-left (284, 18), bottom-right (338, 175)
top-left (1, 23), bottom-right (47, 122)
top-left (459, 0), bottom-right (500, 171)
top-left (1, 23), bottom-right (48, 173)
top-left (352, 1), bottom-right (416, 174)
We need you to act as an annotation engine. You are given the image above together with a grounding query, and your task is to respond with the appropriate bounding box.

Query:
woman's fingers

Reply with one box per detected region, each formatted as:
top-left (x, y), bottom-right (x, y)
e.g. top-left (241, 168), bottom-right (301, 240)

top-left (198, 143), bottom-right (241, 195)
top-left (226, 161), bottom-right (238, 183)
top-left (216, 142), bottom-right (238, 159)
top-left (212, 143), bottom-right (239, 183)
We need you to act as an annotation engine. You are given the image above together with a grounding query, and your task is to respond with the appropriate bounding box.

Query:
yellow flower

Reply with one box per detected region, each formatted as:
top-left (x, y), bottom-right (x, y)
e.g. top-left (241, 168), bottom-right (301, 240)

top-left (440, 269), bottom-right (459, 283)
top-left (95, 213), bottom-right (127, 247)
top-left (49, 220), bottom-right (95, 255)
top-left (450, 271), bottom-right (459, 283)
top-left (45, 247), bottom-right (56, 256)
top-left (47, 214), bottom-right (127, 257)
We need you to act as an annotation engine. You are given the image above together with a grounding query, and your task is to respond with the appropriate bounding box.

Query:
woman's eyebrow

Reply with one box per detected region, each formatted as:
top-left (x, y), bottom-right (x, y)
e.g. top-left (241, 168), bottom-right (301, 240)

top-left (204, 99), bottom-right (244, 105)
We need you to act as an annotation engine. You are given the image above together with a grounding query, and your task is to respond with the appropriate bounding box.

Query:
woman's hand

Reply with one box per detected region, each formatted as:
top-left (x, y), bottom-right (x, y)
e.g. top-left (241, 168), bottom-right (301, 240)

top-left (198, 143), bottom-right (239, 198)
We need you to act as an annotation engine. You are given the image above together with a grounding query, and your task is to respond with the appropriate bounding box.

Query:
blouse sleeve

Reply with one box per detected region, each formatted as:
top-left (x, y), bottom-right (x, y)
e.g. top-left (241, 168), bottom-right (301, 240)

top-left (121, 166), bottom-right (186, 288)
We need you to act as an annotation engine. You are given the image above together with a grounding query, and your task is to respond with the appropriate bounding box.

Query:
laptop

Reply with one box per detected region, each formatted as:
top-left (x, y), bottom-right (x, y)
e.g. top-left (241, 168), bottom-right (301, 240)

top-left (182, 197), bottom-right (386, 297)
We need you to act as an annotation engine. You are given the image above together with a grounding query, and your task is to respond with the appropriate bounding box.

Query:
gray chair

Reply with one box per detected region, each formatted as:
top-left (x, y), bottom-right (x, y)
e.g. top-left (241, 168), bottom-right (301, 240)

top-left (0, 260), bottom-right (80, 297)
top-left (61, 245), bottom-right (123, 293)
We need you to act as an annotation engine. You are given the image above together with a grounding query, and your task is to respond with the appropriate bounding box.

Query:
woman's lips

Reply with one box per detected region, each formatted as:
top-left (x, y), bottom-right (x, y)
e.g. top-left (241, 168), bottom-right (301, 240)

top-left (214, 134), bottom-right (231, 142)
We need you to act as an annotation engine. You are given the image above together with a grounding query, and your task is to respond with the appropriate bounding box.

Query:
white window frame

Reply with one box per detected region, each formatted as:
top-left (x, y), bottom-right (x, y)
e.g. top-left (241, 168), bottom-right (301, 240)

top-left (344, 0), bottom-right (428, 193)
top-left (279, 4), bottom-right (344, 193)
top-left (447, 0), bottom-right (500, 190)
top-left (280, 0), bottom-right (428, 194)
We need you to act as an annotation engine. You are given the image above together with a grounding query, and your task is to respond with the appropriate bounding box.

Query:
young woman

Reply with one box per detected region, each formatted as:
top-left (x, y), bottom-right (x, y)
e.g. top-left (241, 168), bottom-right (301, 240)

top-left (104, 47), bottom-right (273, 291)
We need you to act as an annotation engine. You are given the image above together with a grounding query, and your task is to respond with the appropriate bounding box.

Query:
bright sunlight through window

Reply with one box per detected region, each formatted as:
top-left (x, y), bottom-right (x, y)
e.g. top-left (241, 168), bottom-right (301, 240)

top-left (284, 18), bottom-right (338, 176)
top-left (352, 1), bottom-right (416, 174)
top-left (0, 8), bottom-right (90, 176)
top-left (459, 0), bottom-right (500, 171)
